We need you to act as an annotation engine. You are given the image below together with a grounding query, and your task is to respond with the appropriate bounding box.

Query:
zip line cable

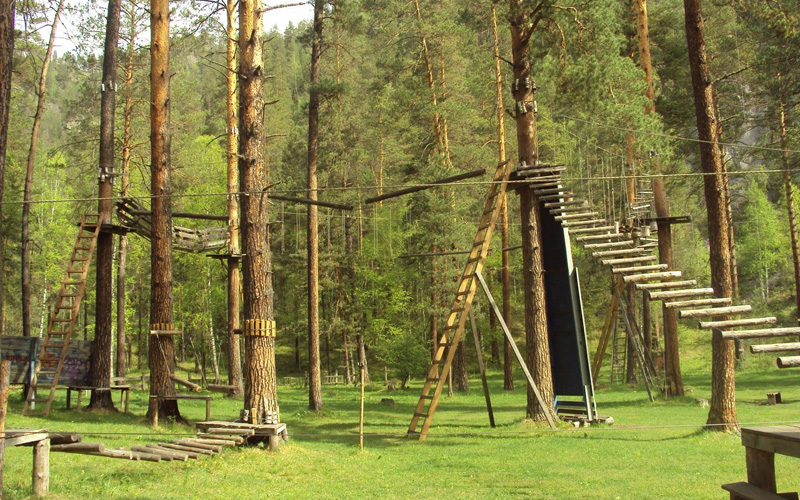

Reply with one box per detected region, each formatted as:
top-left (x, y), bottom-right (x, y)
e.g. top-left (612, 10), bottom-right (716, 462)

top-left (3, 166), bottom-right (800, 207)
top-left (6, 419), bottom-right (800, 440)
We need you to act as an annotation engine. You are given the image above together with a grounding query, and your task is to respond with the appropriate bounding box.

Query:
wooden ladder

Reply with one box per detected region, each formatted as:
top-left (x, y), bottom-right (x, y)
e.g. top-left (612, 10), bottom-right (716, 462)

top-left (24, 213), bottom-right (102, 417)
top-left (407, 160), bottom-right (512, 441)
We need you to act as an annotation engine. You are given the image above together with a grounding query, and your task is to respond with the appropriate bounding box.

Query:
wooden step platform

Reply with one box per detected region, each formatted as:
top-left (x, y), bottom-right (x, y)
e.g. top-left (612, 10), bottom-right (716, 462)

top-left (196, 421), bottom-right (289, 451)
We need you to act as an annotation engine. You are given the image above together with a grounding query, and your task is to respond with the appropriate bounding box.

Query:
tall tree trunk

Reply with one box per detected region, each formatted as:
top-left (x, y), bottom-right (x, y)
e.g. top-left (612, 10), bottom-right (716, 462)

top-left (306, 0), bottom-right (323, 412)
top-left (683, 0), bottom-right (737, 431)
top-left (116, 8), bottom-right (137, 378)
top-left (430, 247), bottom-right (439, 368)
top-left (225, 0), bottom-right (243, 396)
top-left (0, 0), bottom-right (15, 335)
top-left (147, 0), bottom-right (181, 423)
top-left (634, 0), bottom-right (683, 395)
top-left (509, 1), bottom-right (554, 421)
top-left (780, 97), bottom-right (800, 319)
top-left (21, 0), bottom-right (64, 340)
top-left (412, 0), bottom-right (444, 156)
top-left (520, 186), bottom-right (554, 419)
top-left (239, 0), bottom-right (278, 424)
top-left (654, 178), bottom-right (684, 395)
top-left (492, 5), bottom-right (514, 391)
top-left (452, 340), bottom-right (469, 392)
top-left (90, 0), bottom-right (122, 410)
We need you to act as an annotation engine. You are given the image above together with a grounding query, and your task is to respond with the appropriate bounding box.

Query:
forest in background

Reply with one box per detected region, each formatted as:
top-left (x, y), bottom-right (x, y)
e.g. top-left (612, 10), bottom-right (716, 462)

top-left (2, 0), bottom-right (799, 386)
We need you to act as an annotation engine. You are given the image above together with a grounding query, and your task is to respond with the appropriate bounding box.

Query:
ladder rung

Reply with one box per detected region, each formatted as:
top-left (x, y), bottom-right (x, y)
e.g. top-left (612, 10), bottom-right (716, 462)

top-left (414, 412), bottom-right (428, 419)
top-left (420, 395), bottom-right (434, 400)
top-left (426, 378), bottom-right (440, 383)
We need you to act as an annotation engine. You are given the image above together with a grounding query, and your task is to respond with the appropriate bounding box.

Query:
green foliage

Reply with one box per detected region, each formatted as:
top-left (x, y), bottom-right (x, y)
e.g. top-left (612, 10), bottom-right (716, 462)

top-left (735, 180), bottom-right (792, 306)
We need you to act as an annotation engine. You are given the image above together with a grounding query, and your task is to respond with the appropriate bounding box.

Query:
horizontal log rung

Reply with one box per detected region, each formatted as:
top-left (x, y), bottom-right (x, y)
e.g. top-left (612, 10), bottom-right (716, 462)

top-left (749, 342), bottom-right (800, 353)
top-left (664, 298), bottom-right (731, 309)
top-left (721, 327), bottom-right (800, 340)
top-left (635, 280), bottom-right (697, 291)
top-left (700, 317), bottom-right (778, 329)
top-left (678, 305), bottom-right (751, 319)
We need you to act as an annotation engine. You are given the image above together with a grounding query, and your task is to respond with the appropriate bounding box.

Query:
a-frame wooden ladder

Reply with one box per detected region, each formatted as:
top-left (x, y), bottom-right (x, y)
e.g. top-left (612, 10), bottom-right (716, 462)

top-left (24, 213), bottom-right (102, 417)
top-left (407, 160), bottom-right (512, 441)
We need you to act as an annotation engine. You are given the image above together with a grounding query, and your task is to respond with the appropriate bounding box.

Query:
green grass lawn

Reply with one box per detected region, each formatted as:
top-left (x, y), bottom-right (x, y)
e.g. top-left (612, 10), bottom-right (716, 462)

top-left (2, 363), bottom-right (800, 499)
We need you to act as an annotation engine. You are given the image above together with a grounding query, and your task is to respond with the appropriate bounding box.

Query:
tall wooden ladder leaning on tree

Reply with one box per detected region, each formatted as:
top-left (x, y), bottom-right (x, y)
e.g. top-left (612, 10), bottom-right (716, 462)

top-left (407, 159), bottom-right (512, 441)
top-left (24, 213), bottom-right (103, 417)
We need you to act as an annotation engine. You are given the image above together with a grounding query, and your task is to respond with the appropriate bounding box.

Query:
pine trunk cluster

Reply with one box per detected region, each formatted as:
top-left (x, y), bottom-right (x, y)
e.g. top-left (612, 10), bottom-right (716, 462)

top-left (683, 0), bottom-right (737, 431)
top-left (239, 0), bottom-right (278, 423)
top-left (147, 0), bottom-right (181, 423)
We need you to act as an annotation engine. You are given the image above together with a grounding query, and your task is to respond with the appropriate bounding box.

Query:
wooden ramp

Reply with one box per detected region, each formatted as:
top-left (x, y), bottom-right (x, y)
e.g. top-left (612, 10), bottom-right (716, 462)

top-left (24, 214), bottom-right (102, 417)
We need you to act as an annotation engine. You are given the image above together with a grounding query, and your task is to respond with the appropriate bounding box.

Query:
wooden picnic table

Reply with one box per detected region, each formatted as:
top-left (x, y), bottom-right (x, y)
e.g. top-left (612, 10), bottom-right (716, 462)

top-left (150, 394), bottom-right (212, 426)
top-left (67, 385), bottom-right (131, 413)
top-left (723, 425), bottom-right (800, 499)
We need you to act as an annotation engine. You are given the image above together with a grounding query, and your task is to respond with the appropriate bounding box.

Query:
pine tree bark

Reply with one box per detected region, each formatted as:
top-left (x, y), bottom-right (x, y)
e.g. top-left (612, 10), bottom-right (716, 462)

top-left (520, 186), bottom-right (555, 419)
top-left (90, 0), bottom-right (122, 410)
top-left (683, 0), bottom-right (737, 431)
top-left (22, 0), bottom-right (64, 340)
top-left (452, 340), bottom-right (469, 392)
top-left (633, 0), bottom-right (683, 395)
top-left (654, 178), bottom-right (684, 395)
top-left (412, 0), bottom-right (444, 157)
top-left (779, 97), bottom-right (800, 320)
top-left (239, 0), bottom-right (278, 423)
top-left (225, 0), bottom-right (242, 396)
top-left (147, 0), bottom-right (182, 423)
top-left (509, 0), bottom-right (554, 421)
top-left (0, 0), bottom-right (15, 335)
top-left (306, 0), bottom-right (323, 412)
top-left (492, 5), bottom-right (514, 391)
top-left (116, 6), bottom-right (139, 378)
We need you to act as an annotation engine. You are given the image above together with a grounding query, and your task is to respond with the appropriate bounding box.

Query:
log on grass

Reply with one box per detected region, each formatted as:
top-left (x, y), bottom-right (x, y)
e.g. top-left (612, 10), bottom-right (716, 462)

top-left (131, 445), bottom-right (180, 461)
top-left (196, 433), bottom-right (244, 444)
top-left (146, 444), bottom-right (198, 459)
top-left (158, 443), bottom-right (213, 456)
top-left (175, 439), bottom-right (222, 452)
top-left (193, 436), bottom-right (241, 446)
top-left (51, 442), bottom-right (105, 453)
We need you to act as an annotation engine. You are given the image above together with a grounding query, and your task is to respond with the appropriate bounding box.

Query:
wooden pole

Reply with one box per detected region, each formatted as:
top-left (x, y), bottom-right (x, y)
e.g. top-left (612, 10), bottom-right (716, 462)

top-left (358, 363), bottom-right (365, 451)
top-left (0, 359), bottom-right (9, 491)
top-left (32, 438), bottom-right (50, 497)
top-left (469, 310), bottom-right (495, 427)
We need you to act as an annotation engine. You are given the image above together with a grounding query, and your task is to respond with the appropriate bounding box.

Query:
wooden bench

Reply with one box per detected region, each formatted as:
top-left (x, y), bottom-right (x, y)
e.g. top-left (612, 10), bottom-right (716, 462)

top-left (723, 482), bottom-right (798, 500)
top-left (150, 394), bottom-right (212, 425)
top-left (67, 385), bottom-right (131, 413)
top-left (723, 426), bottom-right (800, 500)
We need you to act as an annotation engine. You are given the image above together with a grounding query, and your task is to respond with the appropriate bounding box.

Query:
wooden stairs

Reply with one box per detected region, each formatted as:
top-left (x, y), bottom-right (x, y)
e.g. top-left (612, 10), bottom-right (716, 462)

top-left (407, 160), bottom-right (512, 441)
top-left (512, 164), bottom-right (800, 376)
top-left (24, 214), bottom-right (102, 417)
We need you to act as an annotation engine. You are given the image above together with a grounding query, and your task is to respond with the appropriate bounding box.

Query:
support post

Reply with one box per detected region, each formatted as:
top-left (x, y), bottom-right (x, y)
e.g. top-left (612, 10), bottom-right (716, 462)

top-left (0, 359), bottom-right (9, 491)
top-left (475, 272), bottom-right (557, 429)
top-left (358, 363), bottom-right (365, 451)
top-left (32, 438), bottom-right (50, 497)
top-left (469, 310), bottom-right (495, 427)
